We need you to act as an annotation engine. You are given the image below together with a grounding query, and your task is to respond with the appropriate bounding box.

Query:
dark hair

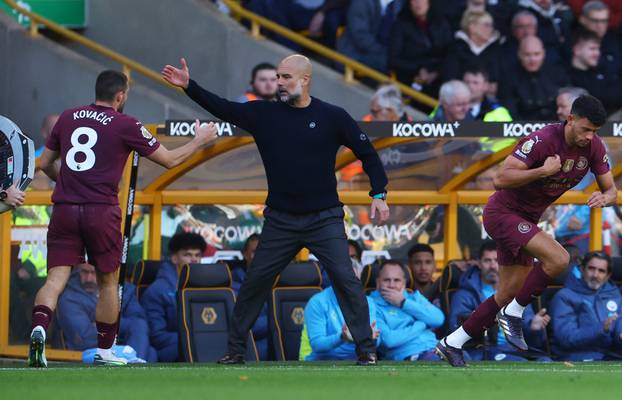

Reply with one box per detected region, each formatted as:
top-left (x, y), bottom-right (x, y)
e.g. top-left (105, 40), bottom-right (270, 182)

top-left (243, 233), bottom-right (260, 252)
top-left (582, 251), bottom-right (612, 273)
top-left (408, 243), bottom-right (434, 260)
top-left (95, 70), bottom-right (128, 102)
top-left (463, 64), bottom-right (490, 82)
top-left (378, 259), bottom-right (409, 281)
top-left (573, 27), bottom-right (601, 47)
top-left (251, 62), bottom-right (276, 83)
top-left (347, 239), bottom-right (363, 260)
top-left (478, 240), bottom-right (497, 259)
top-left (570, 94), bottom-right (607, 126)
top-left (168, 232), bottom-right (207, 255)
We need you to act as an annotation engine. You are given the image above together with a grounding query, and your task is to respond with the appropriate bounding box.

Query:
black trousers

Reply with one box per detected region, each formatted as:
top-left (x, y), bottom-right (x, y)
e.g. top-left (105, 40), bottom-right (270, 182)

top-left (228, 206), bottom-right (375, 356)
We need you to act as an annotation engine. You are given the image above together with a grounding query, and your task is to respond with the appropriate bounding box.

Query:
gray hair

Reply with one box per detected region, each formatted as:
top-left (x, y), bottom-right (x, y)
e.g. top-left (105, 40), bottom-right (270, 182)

top-left (558, 87), bottom-right (590, 102)
top-left (583, 1), bottom-right (609, 15)
top-left (512, 10), bottom-right (538, 28)
top-left (372, 84), bottom-right (404, 115)
top-left (439, 80), bottom-right (470, 104)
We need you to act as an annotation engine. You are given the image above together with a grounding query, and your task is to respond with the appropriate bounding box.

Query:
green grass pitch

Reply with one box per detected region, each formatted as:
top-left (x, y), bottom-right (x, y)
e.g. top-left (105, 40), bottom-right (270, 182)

top-left (1, 362), bottom-right (622, 400)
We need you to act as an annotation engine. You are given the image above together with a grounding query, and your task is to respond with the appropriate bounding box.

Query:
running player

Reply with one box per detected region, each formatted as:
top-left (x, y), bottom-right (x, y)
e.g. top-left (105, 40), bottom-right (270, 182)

top-left (29, 70), bottom-right (217, 367)
top-left (436, 95), bottom-right (617, 366)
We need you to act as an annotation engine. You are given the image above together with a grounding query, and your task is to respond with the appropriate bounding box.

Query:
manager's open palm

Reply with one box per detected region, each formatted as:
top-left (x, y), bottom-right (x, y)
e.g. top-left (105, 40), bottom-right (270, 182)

top-left (162, 58), bottom-right (190, 89)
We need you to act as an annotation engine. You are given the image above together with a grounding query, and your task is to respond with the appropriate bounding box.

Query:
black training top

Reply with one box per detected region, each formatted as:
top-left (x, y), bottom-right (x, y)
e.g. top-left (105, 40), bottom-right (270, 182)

top-left (185, 79), bottom-right (388, 214)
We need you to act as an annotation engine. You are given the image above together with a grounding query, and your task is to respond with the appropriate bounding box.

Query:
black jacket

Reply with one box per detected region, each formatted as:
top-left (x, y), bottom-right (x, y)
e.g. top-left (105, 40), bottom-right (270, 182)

top-left (568, 65), bottom-right (622, 114)
top-left (499, 63), bottom-right (570, 120)
top-left (441, 31), bottom-right (503, 83)
top-left (388, 7), bottom-right (452, 84)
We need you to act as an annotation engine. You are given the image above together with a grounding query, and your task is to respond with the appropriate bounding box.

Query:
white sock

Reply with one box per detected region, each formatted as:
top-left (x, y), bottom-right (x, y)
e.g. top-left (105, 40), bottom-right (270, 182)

top-left (504, 299), bottom-right (526, 318)
top-left (32, 325), bottom-right (46, 342)
top-left (445, 327), bottom-right (471, 349)
top-left (97, 347), bottom-right (113, 358)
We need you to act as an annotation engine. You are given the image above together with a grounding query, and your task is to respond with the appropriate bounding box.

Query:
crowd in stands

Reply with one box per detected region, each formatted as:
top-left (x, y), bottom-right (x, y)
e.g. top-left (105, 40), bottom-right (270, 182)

top-left (243, 0), bottom-right (622, 117)
top-left (44, 230), bottom-right (622, 363)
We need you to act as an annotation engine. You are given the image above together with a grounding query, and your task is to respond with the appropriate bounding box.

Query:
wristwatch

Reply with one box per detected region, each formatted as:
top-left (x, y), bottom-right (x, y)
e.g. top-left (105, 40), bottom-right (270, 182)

top-left (0, 190), bottom-right (7, 201)
top-left (371, 191), bottom-right (387, 201)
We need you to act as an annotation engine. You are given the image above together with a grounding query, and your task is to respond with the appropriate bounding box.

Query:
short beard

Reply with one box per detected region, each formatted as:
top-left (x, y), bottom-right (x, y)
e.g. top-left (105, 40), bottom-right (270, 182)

top-left (281, 92), bottom-right (300, 106)
top-left (586, 279), bottom-right (604, 290)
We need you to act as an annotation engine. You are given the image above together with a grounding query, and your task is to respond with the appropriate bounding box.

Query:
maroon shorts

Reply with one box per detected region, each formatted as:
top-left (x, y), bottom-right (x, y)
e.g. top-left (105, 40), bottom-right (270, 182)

top-left (47, 204), bottom-right (122, 273)
top-left (482, 204), bottom-right (541, 266)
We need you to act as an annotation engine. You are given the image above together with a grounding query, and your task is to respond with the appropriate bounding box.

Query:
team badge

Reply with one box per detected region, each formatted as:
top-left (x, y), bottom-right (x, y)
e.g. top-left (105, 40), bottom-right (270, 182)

top-left (518, 222), bottom-right (532, 234)
top-left (360, 133), bottom-right (367, 141)
top-left (309, 122), bottom-right (316, 129)
top-left (576, 156), bottom-right (588, 170)
top-left (607, 300), bottom-right (618, 312)
top-left (521, 139), bottom-right (535, 154)
top-left (141, 126), bottom-right (153, 140)
top-left (562, 159), bottom-right (574, 173)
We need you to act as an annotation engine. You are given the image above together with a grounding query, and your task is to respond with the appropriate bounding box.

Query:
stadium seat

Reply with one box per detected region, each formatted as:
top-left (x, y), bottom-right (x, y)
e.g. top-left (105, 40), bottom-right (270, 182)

top-left (269, 262), bottom-right (322, 361)
top-left (534, 266), bottom-right (569, 313)
top-left (177, 262), bottom-right (259, 362)
top-left (611, 257), bottom-right (622, 287)
top-left (131, 260), bottom-right (162, 301)
top-left (438, 261), bottom-right (465, 319)
top-left (360, 262), bottom-right (413, 294)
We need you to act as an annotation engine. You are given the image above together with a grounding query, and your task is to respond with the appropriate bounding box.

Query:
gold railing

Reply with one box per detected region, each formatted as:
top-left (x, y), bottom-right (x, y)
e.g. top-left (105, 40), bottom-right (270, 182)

top-left (2, 0), bottom-right (181, 92)
top-left (221, 0), bottom-right (438, 109)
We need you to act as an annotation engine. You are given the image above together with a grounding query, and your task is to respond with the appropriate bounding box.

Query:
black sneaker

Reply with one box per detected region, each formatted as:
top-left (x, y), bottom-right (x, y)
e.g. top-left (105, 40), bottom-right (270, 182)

top-left (356, 352), bottom-right (377, 366)
top-left (217, 353), bottom-right (245, 365)
top-left (497, 307), bottom-right (529, 351)
top-left (28, 328), bottom-right (47, 368)
top-left (435, 339), bottom-right (466, 367)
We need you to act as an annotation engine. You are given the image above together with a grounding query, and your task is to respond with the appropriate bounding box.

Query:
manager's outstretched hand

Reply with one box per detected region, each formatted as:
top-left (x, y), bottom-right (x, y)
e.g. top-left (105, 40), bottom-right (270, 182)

top-left (162, 58), bottom-right (190, 89)
top-left (370, 198), bottom-right (390, 225)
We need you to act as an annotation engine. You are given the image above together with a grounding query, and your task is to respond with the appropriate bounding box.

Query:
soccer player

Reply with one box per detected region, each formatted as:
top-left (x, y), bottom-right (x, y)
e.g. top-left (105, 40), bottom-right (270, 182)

top-left (162, 54), bottom-right (389, 365)
top-left (436, 95), bottom-right (617, 367)
top-left (29, 70), bottom-right (217, 367)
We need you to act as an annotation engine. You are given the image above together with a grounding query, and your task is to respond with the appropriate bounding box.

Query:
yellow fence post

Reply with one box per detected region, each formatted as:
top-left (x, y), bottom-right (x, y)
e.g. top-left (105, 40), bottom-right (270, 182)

top-left (344, 66), bottom-right (354, 84)
top-left (589, 207), bottom-right (603, 251)
top-left (0, 212), bottom-right (12, 352)
top-left (149, 193), bottom-right (163, 260)
top-left (443, 192), bottom-right (459, 265)
top-left (250, 20), bottom-right (261, 38)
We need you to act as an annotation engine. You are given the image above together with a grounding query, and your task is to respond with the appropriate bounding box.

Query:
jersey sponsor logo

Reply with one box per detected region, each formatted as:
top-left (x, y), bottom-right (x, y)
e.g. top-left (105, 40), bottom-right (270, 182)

top-left (562, 159), bottom-right (574, 173)
top-left (392, 122), bottom-right (456, 137)
top-left (518, 222), bottom-right (532, 234)
top-left (576, 156), bottom-right (588, 170)
top-left (72, 109), bottom-right (114, 125)
top-left (514, 149), bottom-right (527, 159)
top-left (169, 121), bottom-right (234, 137)
top-left (503, 123), bottom-right (548, 137)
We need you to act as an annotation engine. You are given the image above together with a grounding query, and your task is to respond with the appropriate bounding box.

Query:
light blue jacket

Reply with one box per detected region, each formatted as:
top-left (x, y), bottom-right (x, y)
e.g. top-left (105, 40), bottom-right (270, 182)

top-left (370, 289), bottom-right (444, 360)
top-left (303, 287), bottom-right (378, 361)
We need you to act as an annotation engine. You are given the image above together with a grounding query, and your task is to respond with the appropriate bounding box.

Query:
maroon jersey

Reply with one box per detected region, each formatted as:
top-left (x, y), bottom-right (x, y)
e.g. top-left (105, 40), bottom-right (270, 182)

top-left (488, 122), bottom-right (609, 221)
top-left (46, 104), bottom-right (159, 204)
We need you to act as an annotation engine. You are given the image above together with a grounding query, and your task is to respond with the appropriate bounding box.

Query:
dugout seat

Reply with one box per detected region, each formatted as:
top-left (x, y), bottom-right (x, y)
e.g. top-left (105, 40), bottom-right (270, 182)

top-left (360, 261), bottom-right (412, 294)
top-left (269, 262), bottom-right (322, 361)
top-left (611, 257), bottom-right (622, 287)
top-left (534, 266), bottom-right (569, 312)
top-left (177, 262), bottom-right (258, 362)
top-left (131, 260), bottom-right (162, 301)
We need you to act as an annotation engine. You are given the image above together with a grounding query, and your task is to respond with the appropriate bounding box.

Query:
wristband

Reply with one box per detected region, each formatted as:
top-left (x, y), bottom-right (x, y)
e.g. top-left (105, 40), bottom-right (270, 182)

top-left (372, 192), bottom-right (387, 201)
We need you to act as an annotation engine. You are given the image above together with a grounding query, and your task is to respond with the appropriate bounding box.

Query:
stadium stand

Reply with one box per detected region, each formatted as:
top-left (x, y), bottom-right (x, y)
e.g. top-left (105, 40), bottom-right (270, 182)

top-left (131, 260), bottom-right (162, 301)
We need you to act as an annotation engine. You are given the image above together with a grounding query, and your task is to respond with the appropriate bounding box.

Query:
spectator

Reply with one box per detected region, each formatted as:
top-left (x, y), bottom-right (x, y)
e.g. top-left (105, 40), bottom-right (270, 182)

top-left (299, 261), bottom-right (379, 360)
top-left (57, 263), bottom-right (156, 362)
top-left (388, 0), bottom-right (452, 96)
top-left (550, 251), bottom-right (622, 361)
top-left (407, 243), bottom-right (439, 302)
top-left (463, 65), bottom-right (512, 121)
top-left (556, 86), bottom-right (589, 121)
top-left (449, 241), bottom-right (550, 361)
top-left (568, 0), bottom-right (622, 30)
top-left (141, 232), bottom-right (206, 362)
top-left (517, 0), bottom-right (574, 50)
top-left (501, 11), bottom-right (541, 77)
top-left (562, 243), bottom-right (583, 279)
top-left (441, 10), bottom-right (503, 88)
top-left (431, 80), bottom-right (472, 122)
top-left (498, 35), bottom-right (570, 120)
top-left (337, 0), bottom-right (404, 72)
top-left (371, 260), bottom-right (444, 361)
top-left (348, 239), bottom-right (364, 276)
top-left (362, 84), bottom-right (411, 122)
top-left (235, 63), bottom-right (278, 103)
top-left (245, 0), bottom-right (349, 49)
top-left (577, 1), bottom-right (622, 76)
top-left (568, 28), bottom-right (622, 114)
top-left (229, 234), bottom-right (270, 360)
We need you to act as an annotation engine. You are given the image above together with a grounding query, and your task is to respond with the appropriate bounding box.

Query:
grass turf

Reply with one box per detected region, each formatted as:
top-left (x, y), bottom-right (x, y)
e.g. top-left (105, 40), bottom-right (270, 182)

top-left (1, 362), bottom-right (622, 400)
